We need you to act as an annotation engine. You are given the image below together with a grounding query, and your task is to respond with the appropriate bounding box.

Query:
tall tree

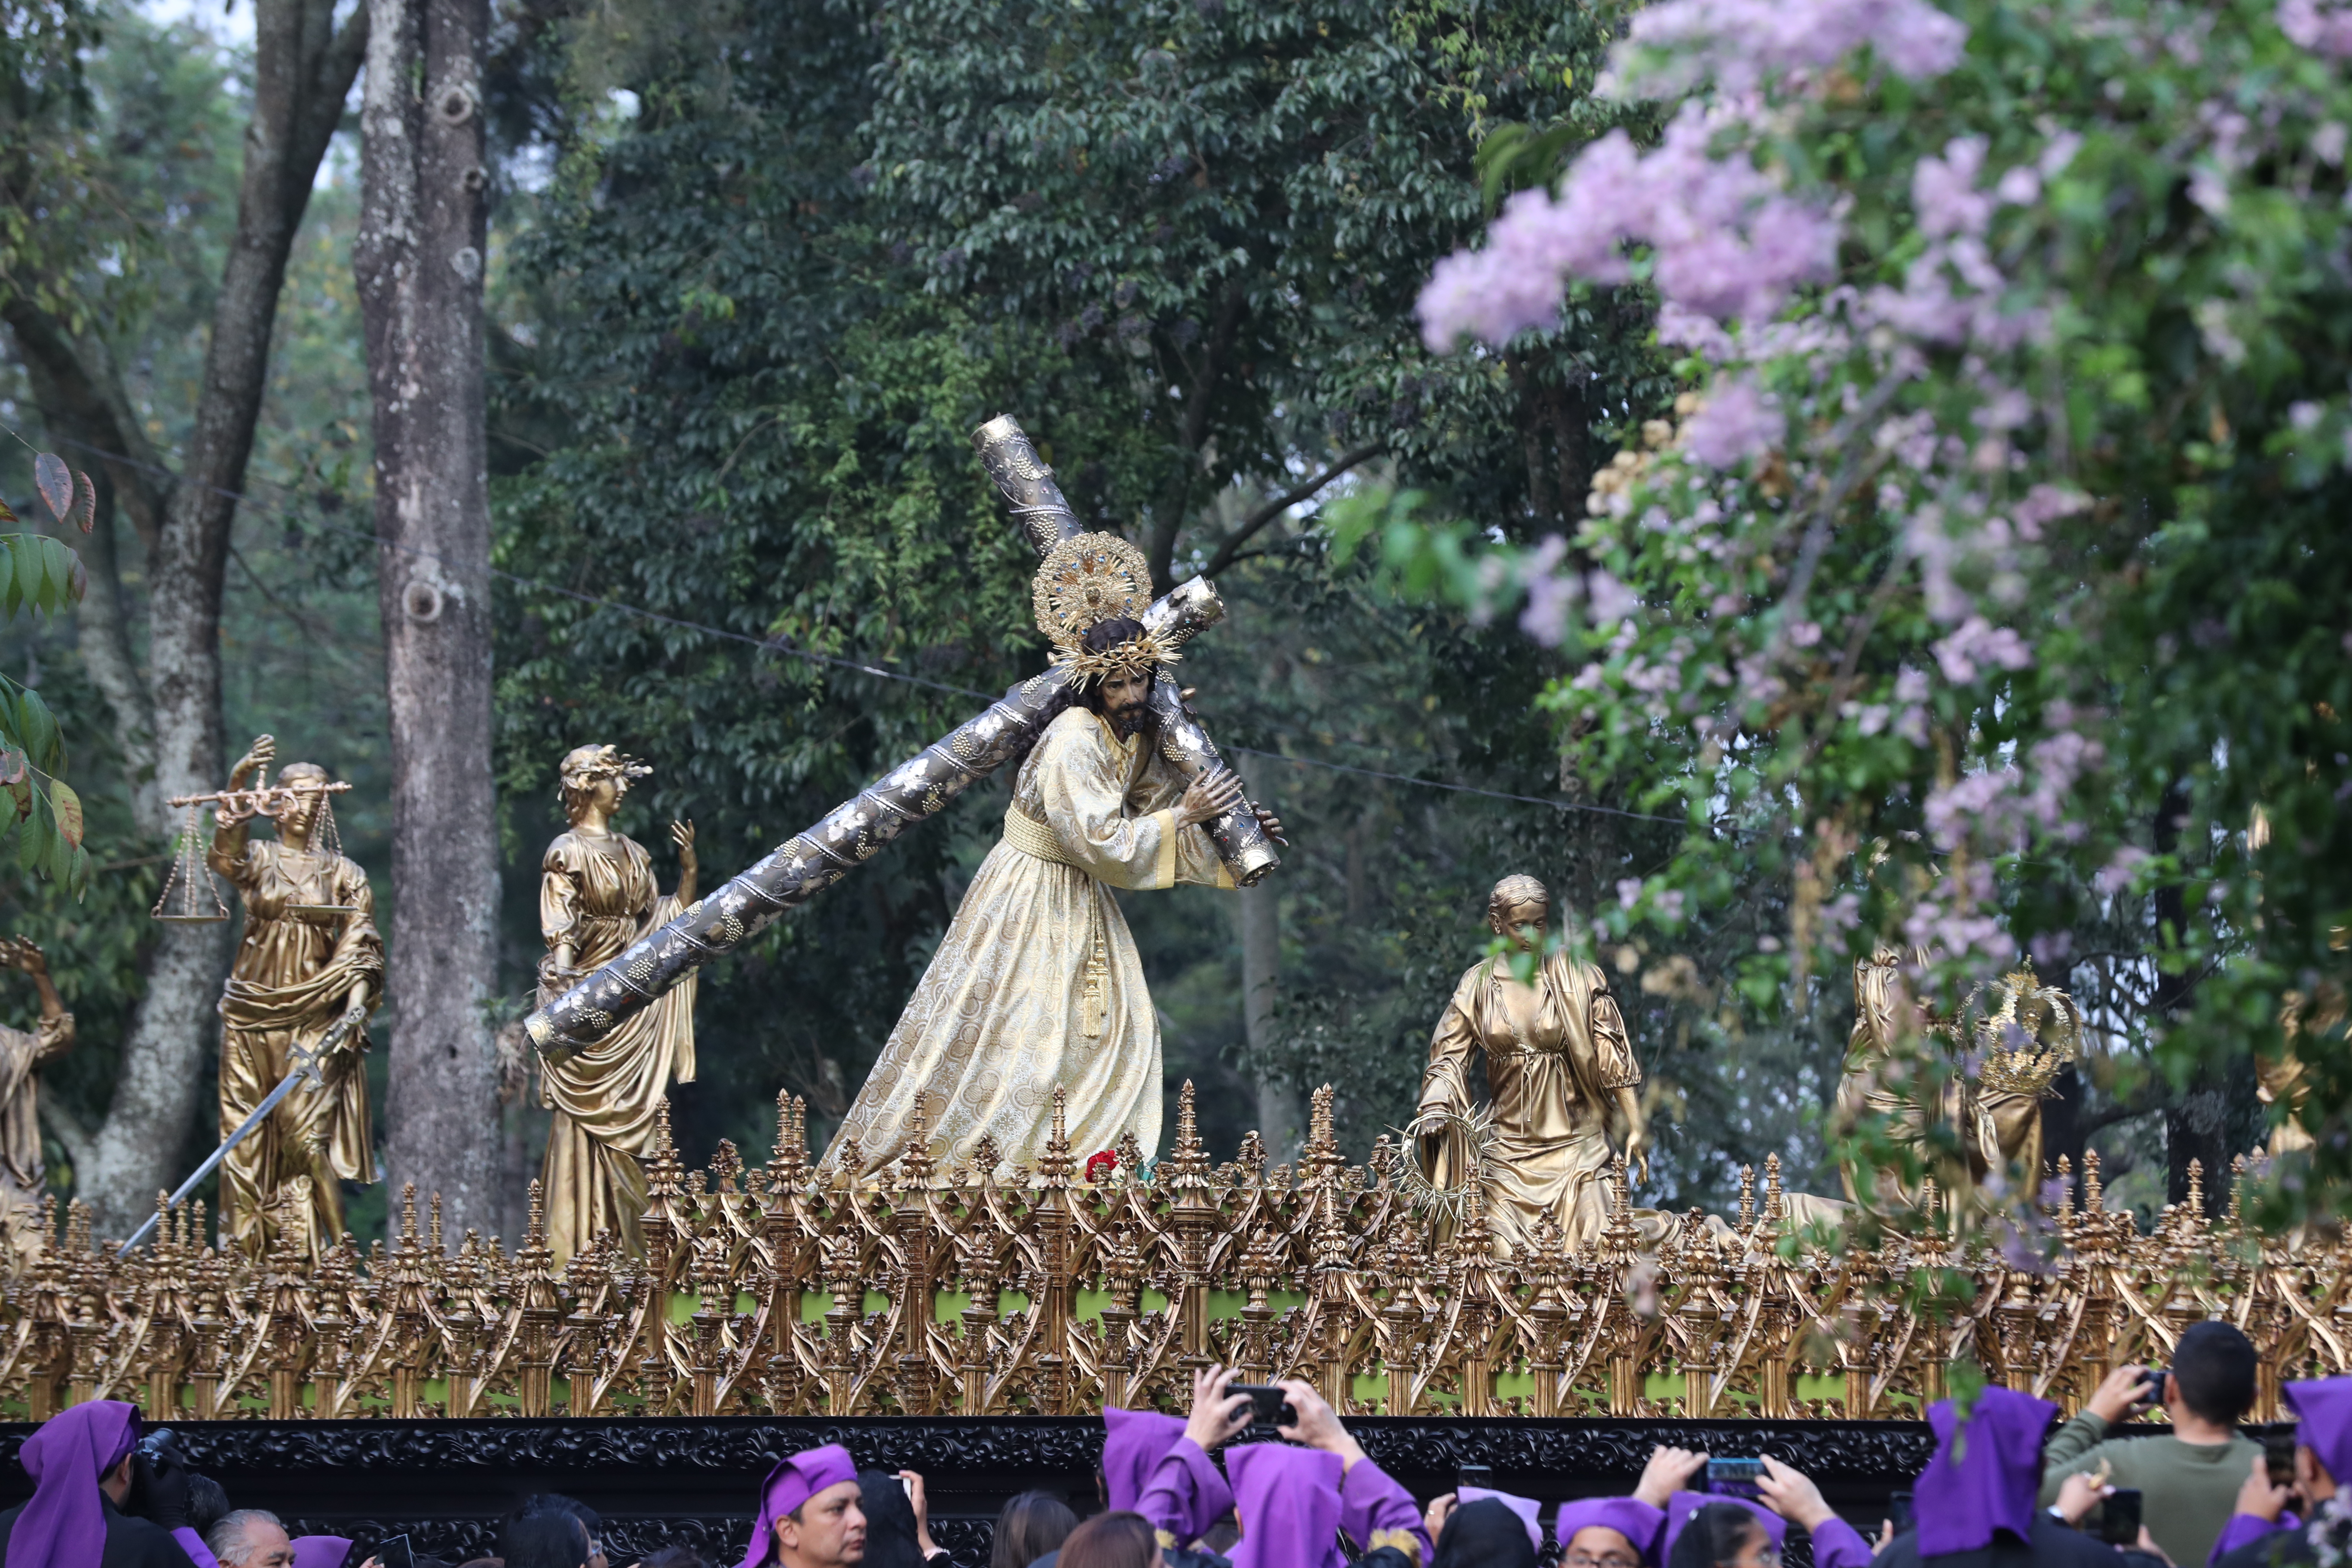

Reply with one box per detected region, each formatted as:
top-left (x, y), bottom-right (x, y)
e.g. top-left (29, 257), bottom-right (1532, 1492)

top-left (2, 0), bottom-right (368, 1234)
top-left (357, 0), bottom-right (499, 1237)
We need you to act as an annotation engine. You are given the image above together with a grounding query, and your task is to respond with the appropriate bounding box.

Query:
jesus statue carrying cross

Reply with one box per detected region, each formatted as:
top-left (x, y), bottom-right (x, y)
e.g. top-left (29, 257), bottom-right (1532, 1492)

top-left (819, 532), bottom-right (1283, 1180)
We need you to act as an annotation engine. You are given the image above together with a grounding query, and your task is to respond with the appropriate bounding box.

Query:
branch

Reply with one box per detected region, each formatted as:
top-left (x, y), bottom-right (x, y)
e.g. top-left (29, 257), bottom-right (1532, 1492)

top-left (2, 300), bottom-right (174, 545)
top-left (1197, 441), bottom-right (1387, 580)
top-left (294, 0), bottom-right (369, 179)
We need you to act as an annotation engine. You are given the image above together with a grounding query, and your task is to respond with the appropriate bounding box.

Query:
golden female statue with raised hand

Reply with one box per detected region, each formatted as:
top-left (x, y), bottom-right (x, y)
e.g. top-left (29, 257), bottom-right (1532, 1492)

top-left (209, 735), bottom-right (381, 1258)
top-left (1415, 874), bottom-right (1672, 1257)
top-left (536, 745), bottom-right (698, 1263)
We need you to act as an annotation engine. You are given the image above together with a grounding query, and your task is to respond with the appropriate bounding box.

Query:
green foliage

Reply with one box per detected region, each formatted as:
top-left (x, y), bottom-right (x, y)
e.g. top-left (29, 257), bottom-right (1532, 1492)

top-left (1387, 0), bottom-right (2352, 1217)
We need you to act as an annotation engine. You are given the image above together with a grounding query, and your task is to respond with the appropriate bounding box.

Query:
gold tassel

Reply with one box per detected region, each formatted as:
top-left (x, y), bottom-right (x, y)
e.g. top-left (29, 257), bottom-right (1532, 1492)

top-left (1082, 928), bottom-right (1108, 1038)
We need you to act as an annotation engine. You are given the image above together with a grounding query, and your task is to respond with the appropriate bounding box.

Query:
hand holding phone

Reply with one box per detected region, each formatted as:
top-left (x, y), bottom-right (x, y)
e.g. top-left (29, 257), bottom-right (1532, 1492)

top-left (1230, 1384), bottom-right (1296, 1428)
top-left (2098, 1488), bottom-right (2144, 1547)
top-left (376, 1533), bottom-right (414, 1568)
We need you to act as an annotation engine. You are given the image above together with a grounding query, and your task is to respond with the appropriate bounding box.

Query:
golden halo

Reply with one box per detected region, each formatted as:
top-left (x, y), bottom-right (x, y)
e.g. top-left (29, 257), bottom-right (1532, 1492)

top-left (1032, 532), bottom-right (1153, 645)
top-left (1032, 532), bottom-right (1174, 688)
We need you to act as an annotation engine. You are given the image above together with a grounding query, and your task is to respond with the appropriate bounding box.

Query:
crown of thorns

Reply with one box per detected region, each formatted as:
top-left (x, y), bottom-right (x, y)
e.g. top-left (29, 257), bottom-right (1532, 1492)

top-left (1031, 532), bottom-right (1180, 688)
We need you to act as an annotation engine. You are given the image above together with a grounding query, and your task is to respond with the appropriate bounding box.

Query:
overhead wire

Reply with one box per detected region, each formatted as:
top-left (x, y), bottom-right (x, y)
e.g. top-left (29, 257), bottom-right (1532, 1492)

top-left (42, 432), bottom-right (1690, 827)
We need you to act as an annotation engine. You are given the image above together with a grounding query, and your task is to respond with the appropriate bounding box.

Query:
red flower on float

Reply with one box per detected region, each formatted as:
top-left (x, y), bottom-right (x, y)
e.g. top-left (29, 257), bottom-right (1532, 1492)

top-left (1084, 1149), bottom-right (1118, 1183)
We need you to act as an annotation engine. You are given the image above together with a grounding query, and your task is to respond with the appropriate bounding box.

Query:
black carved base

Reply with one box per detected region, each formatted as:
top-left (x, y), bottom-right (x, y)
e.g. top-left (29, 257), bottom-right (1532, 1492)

top-left (0, 1417), bottom-right (1942, 1566)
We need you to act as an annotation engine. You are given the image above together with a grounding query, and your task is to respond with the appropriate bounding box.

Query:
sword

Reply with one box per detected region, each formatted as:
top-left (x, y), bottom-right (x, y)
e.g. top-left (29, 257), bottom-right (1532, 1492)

top-left (121, 1001), bottom-right (368, 1250)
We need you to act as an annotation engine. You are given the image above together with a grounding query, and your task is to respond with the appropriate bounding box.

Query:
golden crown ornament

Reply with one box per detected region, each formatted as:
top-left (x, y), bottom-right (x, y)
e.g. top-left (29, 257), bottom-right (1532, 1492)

top-left (1964, 964), bottom-right (2081, 1097)
top-left (1031, 532), bottom-right (1179, 687)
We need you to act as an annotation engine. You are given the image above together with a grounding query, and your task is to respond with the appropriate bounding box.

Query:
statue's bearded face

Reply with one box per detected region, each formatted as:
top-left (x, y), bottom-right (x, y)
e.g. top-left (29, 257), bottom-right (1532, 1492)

top-left (1094, 667), bottom-right (1153, 736)
top-left (1489, 899), bottom-right (1548, 953)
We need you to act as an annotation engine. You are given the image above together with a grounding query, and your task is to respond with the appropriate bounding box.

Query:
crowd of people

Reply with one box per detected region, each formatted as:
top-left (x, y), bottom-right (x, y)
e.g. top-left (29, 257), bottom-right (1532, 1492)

top-left (0, 1320), bottom-right (2343, 1568)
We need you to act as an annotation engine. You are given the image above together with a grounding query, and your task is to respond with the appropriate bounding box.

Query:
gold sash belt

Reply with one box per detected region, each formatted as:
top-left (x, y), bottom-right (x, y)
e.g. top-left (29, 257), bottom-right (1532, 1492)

top-left (1001, 807), bottom-right (1077, 868)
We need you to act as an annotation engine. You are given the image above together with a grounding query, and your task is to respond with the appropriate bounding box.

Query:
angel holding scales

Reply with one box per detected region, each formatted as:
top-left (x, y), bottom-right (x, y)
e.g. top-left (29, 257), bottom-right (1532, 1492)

top-left (204, 735), bottom-right (381, 1257)
top-left (821, 533), bottom-right (1283, 1179)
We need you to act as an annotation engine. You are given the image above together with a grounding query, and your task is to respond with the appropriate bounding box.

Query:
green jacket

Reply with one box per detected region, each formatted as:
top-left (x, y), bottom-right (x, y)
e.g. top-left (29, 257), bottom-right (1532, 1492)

top-left (2038, 1409), bottom-right (2262, 1568)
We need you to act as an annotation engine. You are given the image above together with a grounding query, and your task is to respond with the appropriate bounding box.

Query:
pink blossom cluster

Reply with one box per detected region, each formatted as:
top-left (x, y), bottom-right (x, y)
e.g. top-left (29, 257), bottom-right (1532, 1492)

top-left (1901, 860), bottom-right (2017, 966)
top-left (1932, 615), bottom-right (2034, 682)
top-left (2094, 845), bottom-right (2151, 898)
top-left (1685, 377), bottom-right (1785, 467)
top-left (1514, 536), bottom-right (1641, 646)
top-left (2279, 0), bottom-right (2352, 57)
top-left (1417, 107), bottom-right (1841, 349)
top-left (1610, 0), bottom-right (1968, 98)
top-left (1922, 727), bottom-right (2103, 852)
top-left (1853, 132), bottom-right (2075, 349)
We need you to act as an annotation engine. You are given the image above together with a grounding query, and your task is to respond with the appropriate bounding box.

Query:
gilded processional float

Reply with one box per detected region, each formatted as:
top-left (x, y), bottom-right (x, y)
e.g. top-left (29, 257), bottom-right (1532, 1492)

top-left (0, 419), bottom-right (2321, 1430)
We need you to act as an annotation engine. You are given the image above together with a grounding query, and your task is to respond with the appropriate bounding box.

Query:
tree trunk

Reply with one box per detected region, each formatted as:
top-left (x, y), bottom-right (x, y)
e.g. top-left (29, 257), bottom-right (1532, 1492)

top-left (13, 0), bottom-right (367, 1237)
top-left (358, 0), bottom-right (502, 1240)
top-left (1237, 880), bottom-right (1299, 1158)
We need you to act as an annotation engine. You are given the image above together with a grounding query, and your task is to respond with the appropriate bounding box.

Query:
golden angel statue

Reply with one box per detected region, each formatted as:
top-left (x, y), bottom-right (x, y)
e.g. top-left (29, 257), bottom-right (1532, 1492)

top-left (0, 937), bottom-right (71, 1258)
top-left (821, 533), bottom-right (1280, 1180)
top-left (1836, 946), bottom-right (2073, 1207)
top-left (536, 744), bottom-right (698, 1262)
top-left (209, 735), bottom-right (381, 1258)
top-left (1413, 875), bottom-right (1674, 1256)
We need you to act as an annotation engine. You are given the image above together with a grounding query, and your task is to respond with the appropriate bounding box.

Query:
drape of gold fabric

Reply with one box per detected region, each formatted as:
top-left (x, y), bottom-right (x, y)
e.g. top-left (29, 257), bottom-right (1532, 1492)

top-left (538, 830), bottom-right (697, 1265)
top-left (822, 706), bottom-right (1229, 1181)
top-left (1417, 950), bottom-right (1676, 1256)
top-left (210, 839), bottom-right (381, 1258)
top-left (0, 1011), bottom-right (70, 1255)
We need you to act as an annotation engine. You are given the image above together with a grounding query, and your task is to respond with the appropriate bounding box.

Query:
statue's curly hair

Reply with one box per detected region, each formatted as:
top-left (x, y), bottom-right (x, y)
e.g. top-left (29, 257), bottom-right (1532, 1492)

top-left (1486, 873), bottom-right (1550, 926)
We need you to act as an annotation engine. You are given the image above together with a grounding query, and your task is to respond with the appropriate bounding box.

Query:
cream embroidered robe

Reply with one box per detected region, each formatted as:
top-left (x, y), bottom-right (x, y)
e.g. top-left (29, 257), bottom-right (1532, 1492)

top-left (822, 704), bottom-right (1232, 1180)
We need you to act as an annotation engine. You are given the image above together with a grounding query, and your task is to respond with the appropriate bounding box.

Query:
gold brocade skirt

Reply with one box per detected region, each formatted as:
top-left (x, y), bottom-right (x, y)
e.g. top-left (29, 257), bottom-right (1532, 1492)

top-left (820, 837), bottom-right (1163, 1180)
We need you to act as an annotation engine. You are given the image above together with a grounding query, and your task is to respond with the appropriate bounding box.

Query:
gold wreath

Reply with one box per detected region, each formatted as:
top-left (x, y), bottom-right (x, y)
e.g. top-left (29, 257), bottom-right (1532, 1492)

top-left (1031, 532), bottom-right (1177, 687)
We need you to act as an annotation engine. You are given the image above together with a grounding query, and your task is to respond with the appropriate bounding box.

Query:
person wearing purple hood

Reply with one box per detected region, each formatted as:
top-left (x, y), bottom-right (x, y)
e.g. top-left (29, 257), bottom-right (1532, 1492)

top-left (0, 1400), bottom-right (195, 1568)
top-left (1119, 1366), bottom-right (1250, 1557)
top-left (1219, 1381), bottom-right (1428, 1566)
top-left (738, 1444), bottom-right (865, 1568)
top-left (1872, 1386), bottom-right (2130, 1568)
top-left (2211, 1375), bottom-right (2352, 1567)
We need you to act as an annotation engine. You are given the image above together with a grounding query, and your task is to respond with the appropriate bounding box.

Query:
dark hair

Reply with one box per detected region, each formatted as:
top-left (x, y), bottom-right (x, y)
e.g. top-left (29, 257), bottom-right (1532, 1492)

top-left (857, 1469), bottom-right (928, 1568)
top-left (637, 1550), bottom-right (708, 1568)
top-left (1057, 1510), bottom-right (1157, 1568)
top-left (1667, 1504), bottom-right (1767, 1568)
top-left (187, 1474), bottom-right (230, 1537)
top-left (1081, 617), bottom-right (1145, 656)
top-left (992, 1490), bottom-right (1080, 1568)
top-left (1435, 1498), bottom-right (1536, 1568)
top-left (514, 1493), bottom-right (603, 1539)
top-left (500, 1513), bottom-right (590, 1568)
top-left (2173, 1319), bottom-right (2259, 1424)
